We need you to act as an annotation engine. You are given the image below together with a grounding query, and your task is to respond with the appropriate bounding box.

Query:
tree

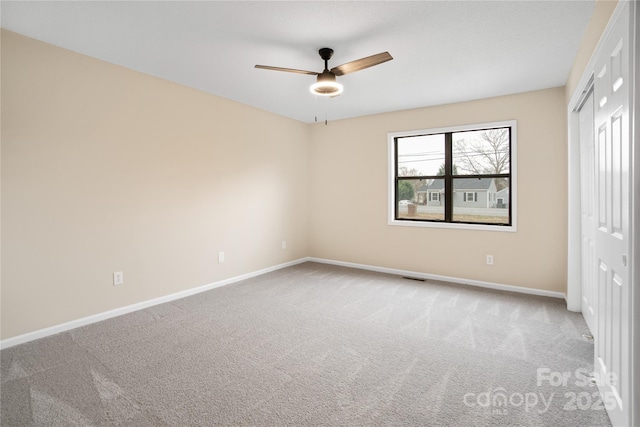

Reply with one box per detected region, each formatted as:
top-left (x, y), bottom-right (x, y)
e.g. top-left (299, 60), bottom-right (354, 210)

top-left (436, 163), bottom-right (459, 176)
top-left (398, 166), bottom-right (423, 200)
top-left (452, 129), bottom-right (509, 175)
top-left (398, 166), bottom-right (420, 177)
top-left (452, 129), bottom-right (509, 190)
top-left (398, 180), bottom-right (415, 201)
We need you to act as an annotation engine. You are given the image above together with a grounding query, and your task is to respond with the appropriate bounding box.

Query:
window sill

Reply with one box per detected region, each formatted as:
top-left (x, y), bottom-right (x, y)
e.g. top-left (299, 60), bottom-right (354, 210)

top-left (388, 218), bottom-right (517, 232)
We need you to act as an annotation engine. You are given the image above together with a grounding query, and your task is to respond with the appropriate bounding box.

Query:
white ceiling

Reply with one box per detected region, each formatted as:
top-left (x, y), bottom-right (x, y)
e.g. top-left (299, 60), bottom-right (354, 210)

top-left (1, 1), bottom-right (595, 123)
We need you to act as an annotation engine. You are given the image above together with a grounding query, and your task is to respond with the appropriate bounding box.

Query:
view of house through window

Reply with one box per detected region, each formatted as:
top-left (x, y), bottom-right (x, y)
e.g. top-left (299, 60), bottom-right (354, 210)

top-left (392, 123), bottom-right (513, 227)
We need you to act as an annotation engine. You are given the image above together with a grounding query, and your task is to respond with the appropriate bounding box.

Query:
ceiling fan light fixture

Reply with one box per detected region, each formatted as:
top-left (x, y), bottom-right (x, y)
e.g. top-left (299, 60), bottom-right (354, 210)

top-left (310, 71), bottom-right (343, 97)
top-left (257, 47), bottom-right (392, 99)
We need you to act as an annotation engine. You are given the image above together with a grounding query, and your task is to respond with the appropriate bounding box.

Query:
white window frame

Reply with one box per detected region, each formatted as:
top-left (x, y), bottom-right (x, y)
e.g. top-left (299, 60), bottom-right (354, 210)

top-left (387, 120), bottom-right (517, 232)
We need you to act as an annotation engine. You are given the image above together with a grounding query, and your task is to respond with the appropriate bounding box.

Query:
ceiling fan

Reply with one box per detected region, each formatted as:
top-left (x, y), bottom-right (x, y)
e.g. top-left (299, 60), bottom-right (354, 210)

top-left (255, 48), bottom-right (393, 97)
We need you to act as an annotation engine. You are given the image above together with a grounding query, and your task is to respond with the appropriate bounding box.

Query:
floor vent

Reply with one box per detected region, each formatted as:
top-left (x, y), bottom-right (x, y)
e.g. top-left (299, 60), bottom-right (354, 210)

top-left (402, 276), bottom-right (425, 282)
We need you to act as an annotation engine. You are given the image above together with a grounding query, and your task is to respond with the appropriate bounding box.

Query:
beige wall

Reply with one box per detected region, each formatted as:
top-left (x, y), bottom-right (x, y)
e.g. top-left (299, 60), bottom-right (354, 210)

top-left (309, 88), bottom-right (568, 292)
top-left (565, 0), bottom-right (618, 102)
top-left (1, 31), bottom-right (309, 339)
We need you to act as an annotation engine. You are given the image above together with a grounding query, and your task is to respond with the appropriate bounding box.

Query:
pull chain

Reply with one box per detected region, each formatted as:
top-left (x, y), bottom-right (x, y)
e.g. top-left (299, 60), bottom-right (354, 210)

top-left (324, 96), bottom-right (328, 126)
top-left (312, 95), bottom-right (330, 125)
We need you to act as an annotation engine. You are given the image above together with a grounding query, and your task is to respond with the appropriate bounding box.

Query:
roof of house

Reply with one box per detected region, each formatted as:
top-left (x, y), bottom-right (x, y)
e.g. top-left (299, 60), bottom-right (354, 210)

top-left (418, 177), bottom-right (494, 191)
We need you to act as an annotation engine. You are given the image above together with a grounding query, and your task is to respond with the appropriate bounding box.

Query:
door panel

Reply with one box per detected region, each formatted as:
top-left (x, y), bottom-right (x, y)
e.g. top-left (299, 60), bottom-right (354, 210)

top-left (597, 124), bottom-right (607, 229)
top-left (592, 4), bottom-right (631, 425)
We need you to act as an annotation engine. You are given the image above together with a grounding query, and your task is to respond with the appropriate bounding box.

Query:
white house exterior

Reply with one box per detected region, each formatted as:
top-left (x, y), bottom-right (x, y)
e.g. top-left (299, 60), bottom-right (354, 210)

top-left (417, 178), bottom-right (498, 208)
top-left (496, 187), bottom-right (509, 208)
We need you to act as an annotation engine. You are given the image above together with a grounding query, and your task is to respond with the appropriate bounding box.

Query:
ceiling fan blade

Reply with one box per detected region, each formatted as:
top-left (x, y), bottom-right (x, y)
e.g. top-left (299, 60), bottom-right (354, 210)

top-left (255, 65), bottom-right (318, 75)
top-left (330, 52), bottom-right (393, 76)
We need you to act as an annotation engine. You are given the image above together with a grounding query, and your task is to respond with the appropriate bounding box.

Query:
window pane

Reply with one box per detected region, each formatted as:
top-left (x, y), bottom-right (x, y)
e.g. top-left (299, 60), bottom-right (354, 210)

top-left (396, 178), bottom-right (444, 220)
top-left (452, 178), bottom-right (510, 224)
top-left (452, 128), bottom-right (510, 175)
top-left (397, 134), bottom-right (445, 177)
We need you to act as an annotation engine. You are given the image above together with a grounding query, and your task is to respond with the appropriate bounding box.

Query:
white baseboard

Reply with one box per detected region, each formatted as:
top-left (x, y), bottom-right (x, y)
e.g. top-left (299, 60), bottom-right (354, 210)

top-left (1, 256), bottom-right (565, 349)
top-left (0, 257), bottom-right (310, 350)
top-left (308, 257), bottom-right (566, 299)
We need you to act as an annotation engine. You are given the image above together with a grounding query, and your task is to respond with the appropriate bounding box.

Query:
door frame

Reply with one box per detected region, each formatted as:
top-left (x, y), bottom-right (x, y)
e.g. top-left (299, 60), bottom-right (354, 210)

top-left (567, 1), bottom-right (638, 425)
top-left (632, 3), bottom-right (639, 426)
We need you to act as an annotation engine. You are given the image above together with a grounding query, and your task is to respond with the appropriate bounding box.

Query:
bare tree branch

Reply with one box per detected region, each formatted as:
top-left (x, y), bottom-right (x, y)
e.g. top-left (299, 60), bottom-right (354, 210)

top-left (453, 129), bottom-right (509, 176)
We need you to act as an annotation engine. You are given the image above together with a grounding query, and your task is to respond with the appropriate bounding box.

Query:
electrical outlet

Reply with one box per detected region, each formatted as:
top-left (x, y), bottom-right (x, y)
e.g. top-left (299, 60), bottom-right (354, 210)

top-left (282, 240), bottom-right (287, 250)
top-left (218, 251), bottom-right (225, 263)
top-left (486, 255), bottom-right (494, 265)
top-left (113, 271), bottom-right (124, 286)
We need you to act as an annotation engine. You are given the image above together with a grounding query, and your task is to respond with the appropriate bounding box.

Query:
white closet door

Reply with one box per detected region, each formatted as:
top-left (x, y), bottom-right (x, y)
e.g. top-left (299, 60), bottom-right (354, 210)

top-left (592, 2), bottom-right (632, 425)
top-left (579, 89), bottom-right (597, 335)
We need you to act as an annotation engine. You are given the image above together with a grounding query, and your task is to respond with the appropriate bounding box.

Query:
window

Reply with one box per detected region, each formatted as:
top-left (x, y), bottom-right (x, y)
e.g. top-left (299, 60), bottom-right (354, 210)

top-left (463, 192), bottom-right (477, 202)
top-left (388, 121), bottom-right (516, 231)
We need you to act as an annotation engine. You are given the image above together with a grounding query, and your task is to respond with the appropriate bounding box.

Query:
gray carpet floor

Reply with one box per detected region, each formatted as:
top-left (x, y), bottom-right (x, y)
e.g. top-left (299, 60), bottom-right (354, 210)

top-left (1, 262), bottom-right (611, 426)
